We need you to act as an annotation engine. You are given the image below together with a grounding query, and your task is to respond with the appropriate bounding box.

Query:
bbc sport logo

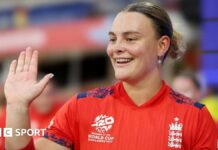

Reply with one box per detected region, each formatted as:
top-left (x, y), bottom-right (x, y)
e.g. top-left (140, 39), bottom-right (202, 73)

top-left (0, 128), bottom-right (46, 137)
top-left (0, 128), bottom-right (12, 137)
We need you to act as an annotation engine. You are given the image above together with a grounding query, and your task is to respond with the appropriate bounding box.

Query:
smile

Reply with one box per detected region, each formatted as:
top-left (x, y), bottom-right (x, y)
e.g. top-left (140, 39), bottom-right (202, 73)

top-left (114, 58), bottom-right (133, 65)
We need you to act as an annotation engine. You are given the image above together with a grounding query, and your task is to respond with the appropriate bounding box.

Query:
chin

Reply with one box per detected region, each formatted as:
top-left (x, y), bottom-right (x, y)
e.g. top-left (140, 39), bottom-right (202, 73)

top-left (114, 72), bottom-right (130, 81)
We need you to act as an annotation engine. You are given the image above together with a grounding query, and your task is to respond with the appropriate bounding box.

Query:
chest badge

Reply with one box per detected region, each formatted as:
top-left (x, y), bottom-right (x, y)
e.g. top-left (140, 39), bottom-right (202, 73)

top-left (168, 117), bottom-right (183, 149)
top-left (88, 114), bottom-right (115, 143)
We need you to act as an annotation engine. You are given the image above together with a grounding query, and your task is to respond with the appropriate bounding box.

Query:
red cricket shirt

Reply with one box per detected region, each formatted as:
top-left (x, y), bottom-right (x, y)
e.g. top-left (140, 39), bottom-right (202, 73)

top-left (44, 81), bottom-right (218, 150)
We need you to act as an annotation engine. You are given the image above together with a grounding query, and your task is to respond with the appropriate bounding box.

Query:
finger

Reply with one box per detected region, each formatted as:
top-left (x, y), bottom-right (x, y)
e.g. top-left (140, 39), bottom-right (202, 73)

top-left (36, 74), bottom-right (54, 94)
top-left (23, 47), bottom-right (33, 71)
top-left (8, 60), bottom-right (17, 76)
top-left (29, 50), bottom-right (38, 80)
top-left (16, 51), bottom-right (25, 73)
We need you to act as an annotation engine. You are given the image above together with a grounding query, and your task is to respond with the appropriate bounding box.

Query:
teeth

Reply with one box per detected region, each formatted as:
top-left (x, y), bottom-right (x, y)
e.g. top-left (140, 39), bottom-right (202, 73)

top-left (115, 58), bottom-right (133, 63)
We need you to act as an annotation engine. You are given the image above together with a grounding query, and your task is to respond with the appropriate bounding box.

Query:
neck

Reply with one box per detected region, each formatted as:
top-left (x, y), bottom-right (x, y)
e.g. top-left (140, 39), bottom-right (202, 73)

top-left (123, 68), bottom-right (162, 106)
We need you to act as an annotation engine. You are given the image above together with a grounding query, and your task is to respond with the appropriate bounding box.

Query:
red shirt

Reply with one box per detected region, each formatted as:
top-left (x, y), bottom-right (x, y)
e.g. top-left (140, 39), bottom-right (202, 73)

top-left (44, 81), bottom-right (218, 150)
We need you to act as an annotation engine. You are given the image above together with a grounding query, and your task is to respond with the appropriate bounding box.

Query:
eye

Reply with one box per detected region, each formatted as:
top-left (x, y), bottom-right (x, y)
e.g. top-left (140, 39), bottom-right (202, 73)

top-left (109, 37), bottom-right (116, 42)
top-left (126, 37), bottom-right (137, 42)
top-left (126, 38), bottom-right (135, 41)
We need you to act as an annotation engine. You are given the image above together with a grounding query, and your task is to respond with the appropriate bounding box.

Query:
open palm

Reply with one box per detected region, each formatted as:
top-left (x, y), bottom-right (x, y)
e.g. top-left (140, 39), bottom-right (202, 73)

top-left (4, 47), bottom-right (53, 106)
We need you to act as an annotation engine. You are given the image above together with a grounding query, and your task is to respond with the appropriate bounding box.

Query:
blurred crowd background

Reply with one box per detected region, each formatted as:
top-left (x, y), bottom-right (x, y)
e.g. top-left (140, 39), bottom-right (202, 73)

top-left (0, 0), bottom-right (218, 147)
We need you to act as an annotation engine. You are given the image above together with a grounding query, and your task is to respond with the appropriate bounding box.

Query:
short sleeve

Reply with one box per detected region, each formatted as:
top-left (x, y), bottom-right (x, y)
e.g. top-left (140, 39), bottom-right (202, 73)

top-left (193, 107), bottom-right (218, 150)
top-left (43, 96), bottom-right (77, 149)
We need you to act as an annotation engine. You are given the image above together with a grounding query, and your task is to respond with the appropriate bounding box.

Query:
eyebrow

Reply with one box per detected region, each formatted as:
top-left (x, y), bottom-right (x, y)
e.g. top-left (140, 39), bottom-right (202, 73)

top-left (108, 31), bottom-right (142, 36)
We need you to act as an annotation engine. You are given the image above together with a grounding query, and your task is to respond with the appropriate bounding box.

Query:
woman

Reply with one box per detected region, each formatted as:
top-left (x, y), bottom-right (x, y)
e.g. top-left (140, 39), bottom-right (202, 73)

top-left (4, 2), bottom-right (217, 150)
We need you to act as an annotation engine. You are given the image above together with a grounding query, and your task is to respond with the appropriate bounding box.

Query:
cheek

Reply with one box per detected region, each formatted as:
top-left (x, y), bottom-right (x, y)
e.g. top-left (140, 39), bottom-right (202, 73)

top-left (139, 43), bottom-right (157, 58)
top-left (132, 44), bottom-right (158, 65)
top-left (106, 45), bottom-right (113, 57)
top-left (129, 45), bottom-right (146, 57)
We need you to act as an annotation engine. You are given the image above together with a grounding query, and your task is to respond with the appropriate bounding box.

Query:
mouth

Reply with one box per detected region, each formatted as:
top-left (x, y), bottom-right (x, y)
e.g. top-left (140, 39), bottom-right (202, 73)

top-left (114, 58), bottom-right (134, 66)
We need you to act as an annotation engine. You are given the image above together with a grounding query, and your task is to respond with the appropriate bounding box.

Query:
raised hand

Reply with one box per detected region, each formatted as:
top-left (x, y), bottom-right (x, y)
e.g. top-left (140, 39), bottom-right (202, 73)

top-left (4, 47), bottom-right (54, 107)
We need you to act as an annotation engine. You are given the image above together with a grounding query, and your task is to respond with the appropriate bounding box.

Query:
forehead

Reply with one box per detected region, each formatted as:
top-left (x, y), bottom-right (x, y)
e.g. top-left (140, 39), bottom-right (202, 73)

top-left (110, 12), bottom-right (155, 35)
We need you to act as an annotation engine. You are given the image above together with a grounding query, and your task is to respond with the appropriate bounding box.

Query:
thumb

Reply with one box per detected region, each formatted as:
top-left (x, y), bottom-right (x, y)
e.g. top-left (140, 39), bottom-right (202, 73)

top-left (36, 73), bottom-right (54, 92)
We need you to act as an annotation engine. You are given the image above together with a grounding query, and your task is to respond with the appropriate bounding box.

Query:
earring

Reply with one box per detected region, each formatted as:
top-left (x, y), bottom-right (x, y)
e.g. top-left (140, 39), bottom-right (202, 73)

top-left (158, 56), bottom-right (162, 64)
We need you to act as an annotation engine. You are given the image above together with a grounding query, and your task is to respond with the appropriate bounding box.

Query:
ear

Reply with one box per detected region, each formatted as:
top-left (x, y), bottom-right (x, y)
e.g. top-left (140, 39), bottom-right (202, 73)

top-left (157, 35), bottom-right (170, 56)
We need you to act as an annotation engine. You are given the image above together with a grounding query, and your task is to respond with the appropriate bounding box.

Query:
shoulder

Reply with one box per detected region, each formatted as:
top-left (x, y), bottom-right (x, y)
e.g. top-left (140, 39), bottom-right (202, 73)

top-left (76, 84), bottom-right (115, 100)
top-left (168, 88), bottom-right (205, 110)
